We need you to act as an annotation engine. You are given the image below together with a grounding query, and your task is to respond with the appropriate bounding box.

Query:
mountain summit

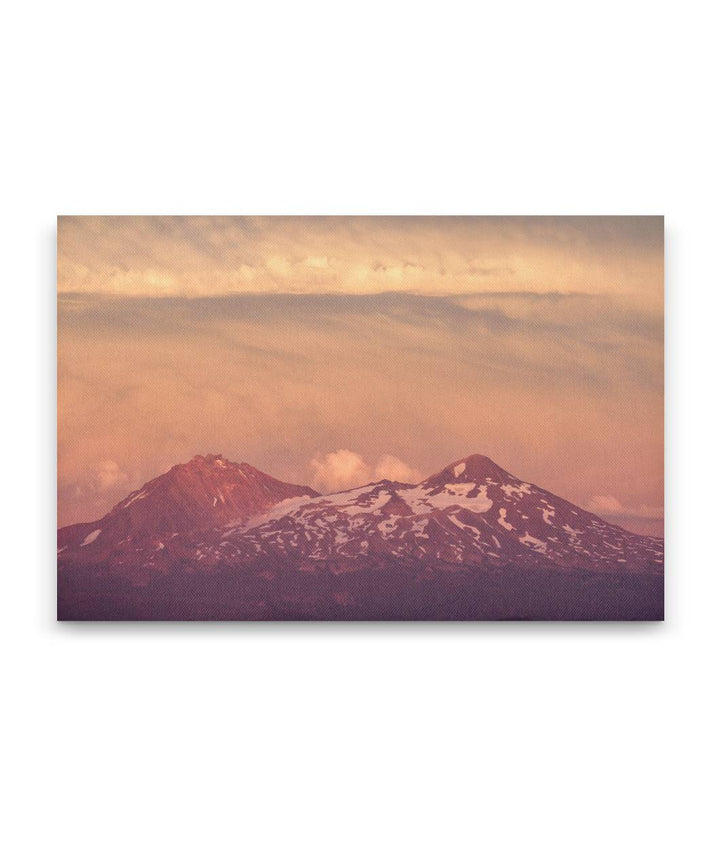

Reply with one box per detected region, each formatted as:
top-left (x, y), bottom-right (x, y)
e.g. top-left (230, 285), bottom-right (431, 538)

top-left (58, 454), bottom-right (318, 553)
top-left (423, 454), bottom-right (515, 487)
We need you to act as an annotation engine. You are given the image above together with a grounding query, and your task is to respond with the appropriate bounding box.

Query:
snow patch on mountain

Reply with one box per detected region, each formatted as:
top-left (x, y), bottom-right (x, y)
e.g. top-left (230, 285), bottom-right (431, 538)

top-left (498, 509), bottom-right (513, 531)
top-left (520, 533), bottom-right (547, 553)
top-left (122, 490), bottom-right (149, 509)
top-left (342, 491), bottom-right (393, 516)
top-left (502, 483), bottom-right (532, 499)
top-left (400, 483), bottom-right (492, 513)
top-left (80, 528), bottom-right (102, 546)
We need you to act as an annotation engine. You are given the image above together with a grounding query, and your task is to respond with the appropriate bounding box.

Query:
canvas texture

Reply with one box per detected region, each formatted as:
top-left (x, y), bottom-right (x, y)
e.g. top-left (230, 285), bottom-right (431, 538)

top-left (57, 216), bottom-right (664, 620)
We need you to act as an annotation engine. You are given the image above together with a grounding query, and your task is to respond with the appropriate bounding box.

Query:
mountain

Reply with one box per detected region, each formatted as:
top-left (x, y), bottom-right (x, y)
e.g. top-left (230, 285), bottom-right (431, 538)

top-left (57, 453), bottom-right (664, 620)
top-left (217, 454), bottom-right (663, 574)
top-left (57, 454), bottom-right (318, 557)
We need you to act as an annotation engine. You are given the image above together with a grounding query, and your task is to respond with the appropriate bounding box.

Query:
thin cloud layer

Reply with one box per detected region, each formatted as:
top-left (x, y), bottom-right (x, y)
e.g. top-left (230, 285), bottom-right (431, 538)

top-left (58, 289), bottom-right (663, 535)
top-left (58, 216), bottom-right (663, 304)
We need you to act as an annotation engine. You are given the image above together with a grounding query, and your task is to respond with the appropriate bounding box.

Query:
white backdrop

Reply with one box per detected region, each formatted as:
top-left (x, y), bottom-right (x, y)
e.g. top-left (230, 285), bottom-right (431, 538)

top-left (3, 2), bottom-right (718, 854)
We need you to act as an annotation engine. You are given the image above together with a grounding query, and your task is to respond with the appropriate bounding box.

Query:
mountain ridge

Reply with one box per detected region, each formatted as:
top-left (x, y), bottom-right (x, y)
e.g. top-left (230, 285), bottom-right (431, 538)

top-left (57, 452), bottom-right (663, 620)
top-left (58, 452), bottom-right (663, 575)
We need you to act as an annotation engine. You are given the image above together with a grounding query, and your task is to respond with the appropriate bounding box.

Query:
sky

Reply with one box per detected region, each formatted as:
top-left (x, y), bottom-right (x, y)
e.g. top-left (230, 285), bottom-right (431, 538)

top-left (57, 216), bottom-right (664, 535)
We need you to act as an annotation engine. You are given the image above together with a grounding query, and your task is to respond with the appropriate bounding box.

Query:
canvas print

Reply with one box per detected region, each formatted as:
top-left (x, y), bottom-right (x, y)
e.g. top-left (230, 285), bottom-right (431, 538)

top-left (57, 216), bottom-right (664, 620)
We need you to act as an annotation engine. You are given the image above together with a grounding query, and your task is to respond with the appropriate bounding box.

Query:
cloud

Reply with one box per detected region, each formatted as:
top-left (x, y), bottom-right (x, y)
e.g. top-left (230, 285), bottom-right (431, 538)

top-left (95, 460), bottom-right (129, 492)
top-left (373, 454), bottom-right (422, 484)
top-left (310, 450), bottom-right (422, 492)
top-left (587, 495), bottom-right (624, 514)
top-left (587, 495), bottom-right (663, 520)
top-left (311, 450), bottom-right (371, 492)
top-left (56, 460), bottom-right (136, 527)
top-left (57, 291), bottom-right (662, 532)
top-left (57, 216), bottom-right (664, 304)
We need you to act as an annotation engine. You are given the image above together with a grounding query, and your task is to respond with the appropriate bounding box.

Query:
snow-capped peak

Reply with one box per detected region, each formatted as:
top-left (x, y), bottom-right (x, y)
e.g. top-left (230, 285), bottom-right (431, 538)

top-left (424, 454), bottom-right (514, 487)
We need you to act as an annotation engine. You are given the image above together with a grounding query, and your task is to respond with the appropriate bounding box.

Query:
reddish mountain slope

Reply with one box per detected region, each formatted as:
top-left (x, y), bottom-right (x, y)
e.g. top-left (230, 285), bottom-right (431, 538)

top-left (57, 454), bottom-right (319, 560)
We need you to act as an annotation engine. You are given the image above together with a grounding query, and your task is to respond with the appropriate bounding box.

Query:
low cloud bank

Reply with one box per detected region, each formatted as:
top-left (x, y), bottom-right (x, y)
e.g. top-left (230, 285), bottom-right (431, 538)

top-left (587, 494), bottom-right (663, 521)
top-left (310, 450), bottom-right (422, 492)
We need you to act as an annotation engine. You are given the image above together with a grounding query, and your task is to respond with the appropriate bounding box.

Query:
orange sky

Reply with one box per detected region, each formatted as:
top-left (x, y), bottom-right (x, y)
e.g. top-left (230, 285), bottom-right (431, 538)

top-left (58, 216), bottom-right (664, 534)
